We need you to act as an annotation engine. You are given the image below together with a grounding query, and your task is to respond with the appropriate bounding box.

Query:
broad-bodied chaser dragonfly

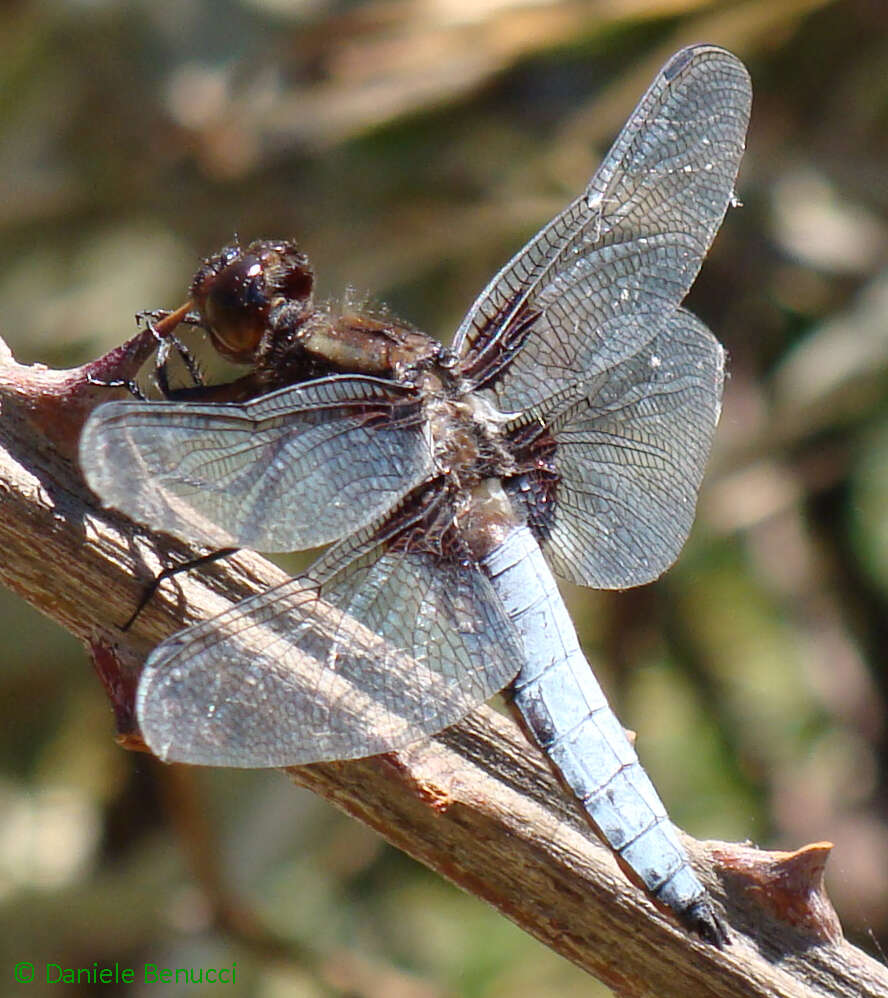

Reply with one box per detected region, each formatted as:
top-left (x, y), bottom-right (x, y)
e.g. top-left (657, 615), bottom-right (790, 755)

top-left (80, 45), bottom-right (751, 945)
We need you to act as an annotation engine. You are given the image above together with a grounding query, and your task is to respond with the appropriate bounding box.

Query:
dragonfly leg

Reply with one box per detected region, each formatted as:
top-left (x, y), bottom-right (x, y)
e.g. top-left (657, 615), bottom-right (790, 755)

top-left (122, 546), bottom-right (239, 631)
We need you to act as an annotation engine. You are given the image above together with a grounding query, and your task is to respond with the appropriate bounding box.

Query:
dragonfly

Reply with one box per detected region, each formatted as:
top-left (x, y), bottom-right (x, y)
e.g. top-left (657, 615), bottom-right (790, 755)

top-left (80, 44), bottom-right (751, 945)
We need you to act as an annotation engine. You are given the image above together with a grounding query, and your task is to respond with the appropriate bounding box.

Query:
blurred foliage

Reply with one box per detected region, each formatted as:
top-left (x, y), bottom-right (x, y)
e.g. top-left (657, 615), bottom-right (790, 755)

top-left (2, 0), bottom-right (887, 994)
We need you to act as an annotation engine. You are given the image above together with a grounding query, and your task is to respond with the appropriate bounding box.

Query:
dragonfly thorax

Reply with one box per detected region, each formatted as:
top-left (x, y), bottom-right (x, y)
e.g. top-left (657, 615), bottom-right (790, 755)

top-left (419, 369), bottom-right (517, 488)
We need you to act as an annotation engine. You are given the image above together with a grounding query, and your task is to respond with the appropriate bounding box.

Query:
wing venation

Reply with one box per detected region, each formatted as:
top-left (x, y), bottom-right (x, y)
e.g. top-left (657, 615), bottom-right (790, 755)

top-left (453, 45), bottom-right (750, 414)
top-left (80, 376), bottom-right (432, 551)
top-left (511, 308), bottom-right (724, 588)
top-left (137, 546), bottom-right (523, 766)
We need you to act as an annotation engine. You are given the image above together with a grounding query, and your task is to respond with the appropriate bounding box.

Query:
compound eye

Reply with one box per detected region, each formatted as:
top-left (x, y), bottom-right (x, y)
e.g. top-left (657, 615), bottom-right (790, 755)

top-left (200, 254), bottom-right (269, 362)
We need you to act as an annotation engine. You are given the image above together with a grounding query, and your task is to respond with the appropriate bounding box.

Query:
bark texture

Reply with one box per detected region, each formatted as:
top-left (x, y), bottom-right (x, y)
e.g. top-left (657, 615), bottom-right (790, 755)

top-left (1, 342), bottom-right (886, 997)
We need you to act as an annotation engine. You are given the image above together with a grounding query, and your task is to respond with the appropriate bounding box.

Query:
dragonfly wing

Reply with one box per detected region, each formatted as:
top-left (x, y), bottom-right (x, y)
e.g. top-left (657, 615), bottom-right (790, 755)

top-left (453, 45), bottom-right (750, 414)
top-left (511, 308), bottom-right (723, 588)
top-left (80, 376), bottom-right (432, 551)
top-left (136, 542), bottom-right (523, 766)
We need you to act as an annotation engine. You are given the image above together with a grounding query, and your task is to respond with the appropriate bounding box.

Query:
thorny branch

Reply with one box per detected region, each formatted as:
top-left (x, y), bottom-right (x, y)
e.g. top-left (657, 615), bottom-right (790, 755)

top-left (1, 336), bottom-right (886, 998)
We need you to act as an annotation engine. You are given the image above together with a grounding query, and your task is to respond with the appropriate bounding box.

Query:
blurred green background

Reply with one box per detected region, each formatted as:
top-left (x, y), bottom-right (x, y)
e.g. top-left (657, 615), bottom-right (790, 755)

top-left (2, 0), bottom-right (887, 994)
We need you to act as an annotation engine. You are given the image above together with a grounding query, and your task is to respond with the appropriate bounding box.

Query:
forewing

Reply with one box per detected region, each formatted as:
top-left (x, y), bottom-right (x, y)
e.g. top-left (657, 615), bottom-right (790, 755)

top-left (512, 308), bottom-right (723, 588)
top-left (137, 546), bottom-right (523, 766)
top-left (80, 376), bottom-right (432, 551)
top-left (453, 45), bottom-right (750, 413)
